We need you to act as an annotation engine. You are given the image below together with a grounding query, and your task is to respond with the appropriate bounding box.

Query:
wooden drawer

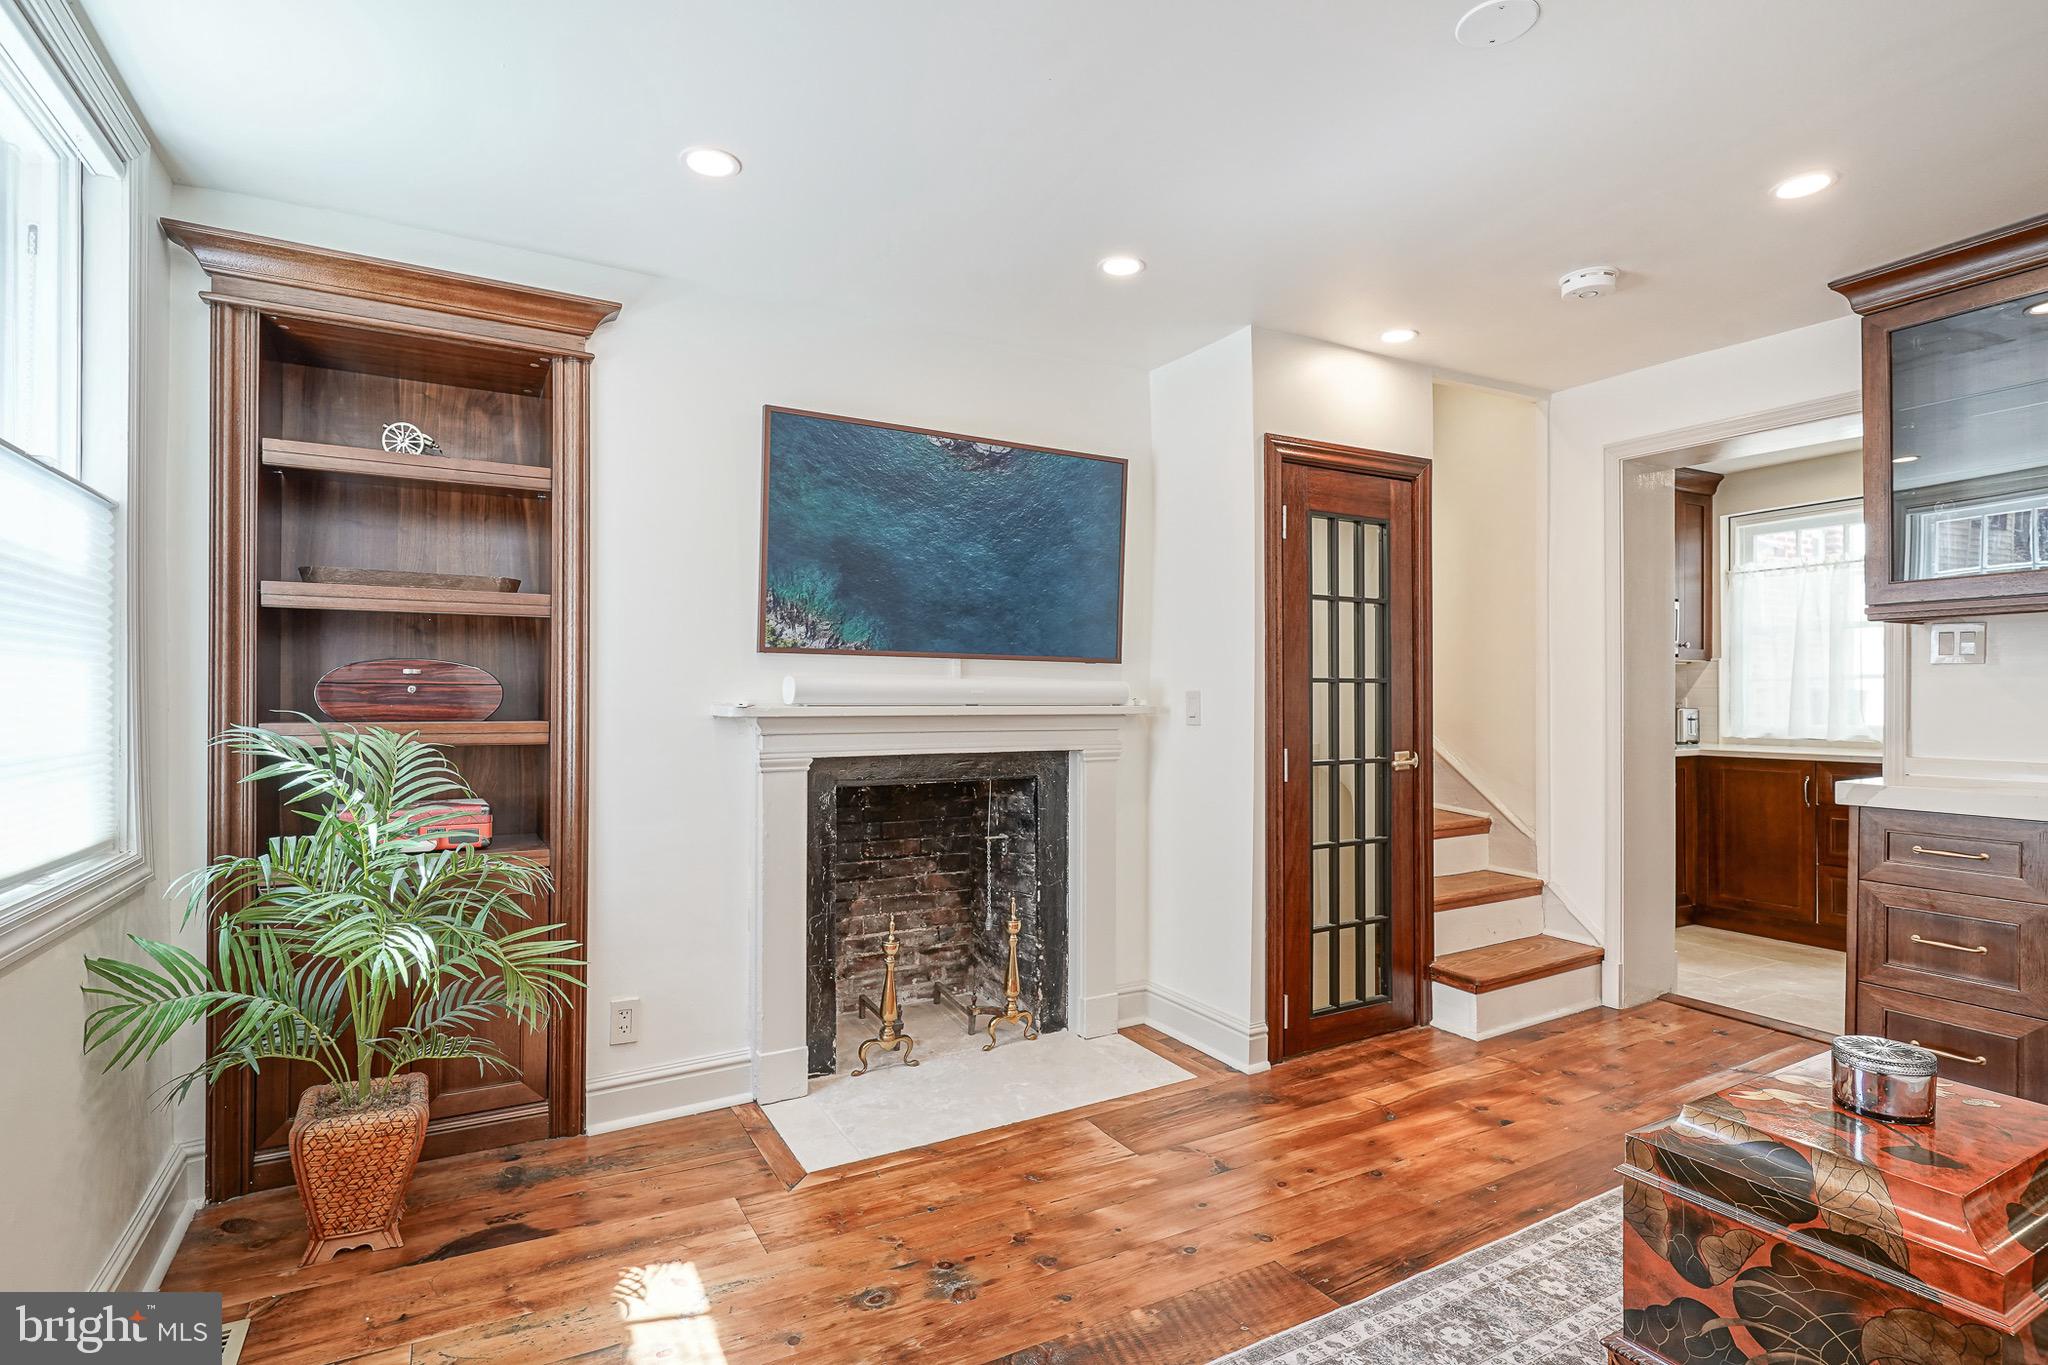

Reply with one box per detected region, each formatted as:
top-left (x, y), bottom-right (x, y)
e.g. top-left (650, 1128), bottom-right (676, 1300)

top-left (1856, 882), bottom-right (2048, 1017)
top-left (1858, 808), bottom-right (2048, 904)
top-left (1856, 983), bottom-right (2048, 1101)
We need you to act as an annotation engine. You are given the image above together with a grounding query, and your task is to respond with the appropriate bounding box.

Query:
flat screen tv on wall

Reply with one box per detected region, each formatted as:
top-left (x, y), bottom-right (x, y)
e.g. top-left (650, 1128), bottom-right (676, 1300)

top-left (758, 406), bottom-right (1128, 662)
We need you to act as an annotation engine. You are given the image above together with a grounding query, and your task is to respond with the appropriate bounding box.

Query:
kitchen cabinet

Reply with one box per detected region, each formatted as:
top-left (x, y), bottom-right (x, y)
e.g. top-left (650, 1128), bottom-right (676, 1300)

top-left (1677, 754), bottom-right (1881, 949)
top-left (1672, 468), bottom-right (1722, 661)
top-left (1674, 758), bottom-right (1699, 918)
top-left (1850, 806), bottom-right (2048, 1101)
top-left (1831, 214), bottom-right (2048, 622)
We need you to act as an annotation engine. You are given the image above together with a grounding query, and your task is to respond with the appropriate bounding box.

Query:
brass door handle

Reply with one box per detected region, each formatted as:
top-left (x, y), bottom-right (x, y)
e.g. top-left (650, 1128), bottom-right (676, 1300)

top-left (1909, 1040), bottom-right (1988, 1066)
top-left (1392, 751), bottom-right (1420, 771)
top-left (1909, 933), bottom-right (1988, 955)
top-left (1911, 845), bottom-right (1992, 861)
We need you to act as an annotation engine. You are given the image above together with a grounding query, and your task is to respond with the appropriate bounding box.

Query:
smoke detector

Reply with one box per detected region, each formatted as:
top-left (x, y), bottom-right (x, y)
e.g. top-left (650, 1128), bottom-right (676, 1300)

top-left (1560, 267), bottom-right (1620, 302)
top-left (1455, 0), bottom-right (1541, 48)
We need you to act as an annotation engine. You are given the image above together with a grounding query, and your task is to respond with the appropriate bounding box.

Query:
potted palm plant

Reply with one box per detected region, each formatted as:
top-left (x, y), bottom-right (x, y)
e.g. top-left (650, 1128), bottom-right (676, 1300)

top-left (83, 723), bottom-right (581, 1266)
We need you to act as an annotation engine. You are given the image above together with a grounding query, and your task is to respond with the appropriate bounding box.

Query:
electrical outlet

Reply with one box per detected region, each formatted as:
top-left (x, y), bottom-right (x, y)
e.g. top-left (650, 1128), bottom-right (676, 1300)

top-left (610, 997), bottom-right (641, 1045)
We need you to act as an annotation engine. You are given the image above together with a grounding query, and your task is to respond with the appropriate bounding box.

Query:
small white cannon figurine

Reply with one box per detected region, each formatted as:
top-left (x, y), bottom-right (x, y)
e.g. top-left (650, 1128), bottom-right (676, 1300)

top-left (381, 421), bottom-right (444, 456)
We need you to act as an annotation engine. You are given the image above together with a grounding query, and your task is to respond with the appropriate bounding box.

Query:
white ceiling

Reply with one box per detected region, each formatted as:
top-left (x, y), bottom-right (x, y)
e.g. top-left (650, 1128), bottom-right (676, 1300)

top-left (81, 0), bottom-right (2048, 391)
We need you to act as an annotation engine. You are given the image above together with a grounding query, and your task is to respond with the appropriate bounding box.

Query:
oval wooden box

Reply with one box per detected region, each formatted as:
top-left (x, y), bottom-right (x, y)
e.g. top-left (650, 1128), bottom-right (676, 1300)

top-left (314, 658), bottom-right (503, 721)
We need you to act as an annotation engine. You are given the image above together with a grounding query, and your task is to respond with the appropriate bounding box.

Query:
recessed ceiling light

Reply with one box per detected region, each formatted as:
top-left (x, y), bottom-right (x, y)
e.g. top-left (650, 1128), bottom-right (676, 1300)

top-left (1099, 255), bottom-right (1146, 278)
top-left (2027, 301), bottom-right (2048, 317)
top-left (1771, 170), bottom-right (1836, 200)
top-left (1380, 328), bottom-right (1419, 344)
top-left (1893, 455), bottom-right (1919, 465)
top-left (681, 146), bottom-right (743, 179)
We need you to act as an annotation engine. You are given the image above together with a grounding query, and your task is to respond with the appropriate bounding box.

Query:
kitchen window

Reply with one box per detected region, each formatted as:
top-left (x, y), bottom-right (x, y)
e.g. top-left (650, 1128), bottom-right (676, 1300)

top-left (1723, 499), bottom-right (1883, 743)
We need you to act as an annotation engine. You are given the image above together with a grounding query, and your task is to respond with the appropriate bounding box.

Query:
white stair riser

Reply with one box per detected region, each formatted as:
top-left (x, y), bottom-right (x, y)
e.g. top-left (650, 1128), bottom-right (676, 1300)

top-left (1430, 962), bottom-right (1603, 1041)
top-left (1434, 832), bottom-right (1490, 876)
top-left (1432, 893), bottom-right (1544, 956)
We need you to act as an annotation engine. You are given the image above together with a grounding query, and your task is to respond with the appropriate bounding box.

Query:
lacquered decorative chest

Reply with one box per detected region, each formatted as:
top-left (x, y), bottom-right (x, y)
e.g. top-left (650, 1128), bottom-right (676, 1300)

top-left (1606, 1054), bottom-right (2048, 1364)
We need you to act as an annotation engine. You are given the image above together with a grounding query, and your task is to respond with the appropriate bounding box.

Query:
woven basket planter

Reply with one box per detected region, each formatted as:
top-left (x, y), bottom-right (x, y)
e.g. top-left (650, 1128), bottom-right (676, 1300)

top-left (288, 1072), bottom-right (431, 1267)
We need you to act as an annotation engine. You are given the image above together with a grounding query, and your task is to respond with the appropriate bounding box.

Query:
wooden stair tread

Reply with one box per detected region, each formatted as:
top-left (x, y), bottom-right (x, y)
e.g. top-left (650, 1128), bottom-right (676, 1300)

top-left (1433, 869), bottom-right (1543, 911)
top-left (1433, 807), bottom-right (1492, 840)
top-left (1428, 935), bottom-right (1604, 994)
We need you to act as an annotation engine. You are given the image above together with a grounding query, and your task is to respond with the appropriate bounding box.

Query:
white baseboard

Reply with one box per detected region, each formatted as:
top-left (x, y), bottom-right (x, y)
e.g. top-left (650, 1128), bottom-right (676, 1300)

top-left (1115, 980), bottom-right (1269, 1073)
top-left (585, 1048), bottom-right (755, 1135)
top-left (96, 1137), bottom-right (204, 1292)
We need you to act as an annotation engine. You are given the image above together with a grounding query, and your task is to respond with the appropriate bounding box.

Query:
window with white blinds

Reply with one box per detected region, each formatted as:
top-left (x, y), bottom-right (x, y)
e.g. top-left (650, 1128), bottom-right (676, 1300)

top-left (0, 447), bottom-right (120, 895)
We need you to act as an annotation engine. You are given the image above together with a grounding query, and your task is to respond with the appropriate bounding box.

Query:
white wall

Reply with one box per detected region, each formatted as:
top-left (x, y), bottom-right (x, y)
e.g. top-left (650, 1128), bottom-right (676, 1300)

top-left (156, 187), bottom-right (1157, 1133)
top-left (1430, 383), bottom-right (1544, 827)
top-left (1142, 329), bottom-right (1259, 1059)
top-left (1904, 615), bottom-right (2048, 777)
top-left (1546, 316), bottom-right (1861, 1005)
top-left (1711, 449), bottom-right (1861, 524)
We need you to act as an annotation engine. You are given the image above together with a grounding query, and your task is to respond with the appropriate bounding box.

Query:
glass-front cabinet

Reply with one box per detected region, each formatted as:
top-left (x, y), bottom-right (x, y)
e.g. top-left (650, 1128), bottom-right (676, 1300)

top-left (1833, 214), bottom-right (2048, 621)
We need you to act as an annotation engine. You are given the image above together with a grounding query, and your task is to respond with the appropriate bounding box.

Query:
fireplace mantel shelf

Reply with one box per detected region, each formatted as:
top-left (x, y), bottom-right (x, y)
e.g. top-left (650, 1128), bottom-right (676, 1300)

top-left (713, 703), bottom-right (1159, 720)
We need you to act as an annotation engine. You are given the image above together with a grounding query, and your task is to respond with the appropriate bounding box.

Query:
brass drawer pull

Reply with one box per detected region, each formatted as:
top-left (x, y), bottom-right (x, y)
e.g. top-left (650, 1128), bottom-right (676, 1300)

top-left (1909, 933), bottom-right (1989, 955)
top-left (1910, 845), bottom-right (1993, 861)
top-left (1909, 1039), bottom-right (1988, 1066)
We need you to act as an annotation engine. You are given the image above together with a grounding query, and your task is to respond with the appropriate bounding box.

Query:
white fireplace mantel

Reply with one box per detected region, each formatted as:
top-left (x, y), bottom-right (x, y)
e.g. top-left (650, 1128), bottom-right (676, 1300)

top-left (715, 701), bottom-right (1154, 1103)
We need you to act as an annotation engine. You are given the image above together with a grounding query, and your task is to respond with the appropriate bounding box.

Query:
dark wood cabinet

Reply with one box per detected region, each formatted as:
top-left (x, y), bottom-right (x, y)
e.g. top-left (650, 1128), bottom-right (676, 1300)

top-left (1679, 754), bottom-right (1879, 949)
top-left (1699, 757), bottom-right (1816, 932)
top-left (1672, 468), bottom-right (1722, 661)
top-left (168, 222), bottom-right (618, 1200)
top-left (1851, 806), bottom-right (2048, 1102)
top-left (1674, 758), bottom-right (1699, 919)
top-left (1831, 214), bottom-right (2048, 623)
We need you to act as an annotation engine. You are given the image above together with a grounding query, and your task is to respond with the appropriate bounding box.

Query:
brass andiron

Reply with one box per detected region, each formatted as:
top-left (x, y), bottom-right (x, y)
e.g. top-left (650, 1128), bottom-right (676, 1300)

top-left (853, 915), bottom-right (918, 1076)
top-left (984, 899), bottom-right (1039, 1051)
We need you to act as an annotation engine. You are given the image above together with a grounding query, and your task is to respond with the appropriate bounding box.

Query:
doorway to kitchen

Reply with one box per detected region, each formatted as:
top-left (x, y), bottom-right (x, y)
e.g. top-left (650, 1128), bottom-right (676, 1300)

top-left (1616, 399), bottom-right (1881, 1041)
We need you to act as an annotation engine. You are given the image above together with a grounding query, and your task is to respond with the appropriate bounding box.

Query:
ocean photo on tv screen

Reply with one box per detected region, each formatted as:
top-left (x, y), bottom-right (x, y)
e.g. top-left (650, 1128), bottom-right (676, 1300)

top-left (761, 409), bottom-right (1126, 661)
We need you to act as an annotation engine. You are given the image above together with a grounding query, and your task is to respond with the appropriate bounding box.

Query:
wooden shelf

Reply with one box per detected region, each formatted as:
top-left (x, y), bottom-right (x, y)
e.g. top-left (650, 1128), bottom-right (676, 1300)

top-left (261, 437), bottom-right (552, 494)
top-left (486, 835), bottom-right (550, 868)
top-left (262, 720), bottom-right (549, 746)
top-left (260, 580), bottom-right (551, 617)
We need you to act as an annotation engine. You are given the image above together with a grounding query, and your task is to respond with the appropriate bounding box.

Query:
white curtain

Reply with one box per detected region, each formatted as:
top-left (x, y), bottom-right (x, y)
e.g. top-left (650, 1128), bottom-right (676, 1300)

top-left (1724, 557), bottom-right (1882, 743)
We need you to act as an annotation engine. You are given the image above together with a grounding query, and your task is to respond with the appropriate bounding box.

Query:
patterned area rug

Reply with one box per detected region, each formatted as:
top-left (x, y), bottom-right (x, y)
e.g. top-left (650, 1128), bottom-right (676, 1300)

top-left (1214, 1189), bottom-right (1621, 1364)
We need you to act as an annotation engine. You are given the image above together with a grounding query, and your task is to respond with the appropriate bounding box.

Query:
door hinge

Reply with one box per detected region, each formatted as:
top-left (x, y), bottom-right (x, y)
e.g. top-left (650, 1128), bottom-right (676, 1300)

top-left (1283, 749), bottom-right (1289, 782)
top-left (1283, 995), bottom-right (1290, 1028)
top-left (1281, 505), bottom-right (1288, 539)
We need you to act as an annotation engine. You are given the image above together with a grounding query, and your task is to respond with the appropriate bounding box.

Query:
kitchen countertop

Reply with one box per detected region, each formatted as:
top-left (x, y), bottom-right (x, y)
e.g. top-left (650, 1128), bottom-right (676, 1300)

top-left (1673, 743), bottom-right (1884, 762)
top-left (1834, 776), bottom-right (2048, 823)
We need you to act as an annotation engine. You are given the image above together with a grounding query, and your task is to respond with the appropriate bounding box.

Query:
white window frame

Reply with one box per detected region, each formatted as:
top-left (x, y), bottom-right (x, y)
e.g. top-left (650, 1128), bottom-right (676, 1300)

top-left (0, 0), bottom-right (153, 971)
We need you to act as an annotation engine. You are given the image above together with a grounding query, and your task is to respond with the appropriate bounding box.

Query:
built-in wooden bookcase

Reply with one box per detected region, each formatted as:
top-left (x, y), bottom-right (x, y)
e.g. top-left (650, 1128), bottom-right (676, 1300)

top-left (165, 222), bottom-right (618, 1200)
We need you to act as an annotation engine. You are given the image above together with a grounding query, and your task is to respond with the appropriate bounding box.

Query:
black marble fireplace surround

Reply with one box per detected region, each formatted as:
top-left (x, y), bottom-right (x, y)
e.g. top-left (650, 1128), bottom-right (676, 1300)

top-left (805, 751), bottom-right (1069, 1076)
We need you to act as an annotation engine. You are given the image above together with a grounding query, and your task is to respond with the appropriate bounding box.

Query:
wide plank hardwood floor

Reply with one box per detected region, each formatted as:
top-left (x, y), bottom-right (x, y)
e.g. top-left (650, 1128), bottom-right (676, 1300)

top-left (165, 1002), bottom-right (1815, 1364)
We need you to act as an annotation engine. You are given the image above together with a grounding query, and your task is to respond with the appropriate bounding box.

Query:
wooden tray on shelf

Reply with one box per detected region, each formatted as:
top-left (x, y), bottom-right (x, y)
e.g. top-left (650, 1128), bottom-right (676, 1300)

top-left (299, 566), bottom-right (520, 593)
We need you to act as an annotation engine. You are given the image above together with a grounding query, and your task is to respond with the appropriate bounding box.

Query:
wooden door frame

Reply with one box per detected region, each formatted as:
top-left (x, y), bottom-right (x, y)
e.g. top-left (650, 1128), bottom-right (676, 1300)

top-left (1263, 434), bottom-right (1434, 1065)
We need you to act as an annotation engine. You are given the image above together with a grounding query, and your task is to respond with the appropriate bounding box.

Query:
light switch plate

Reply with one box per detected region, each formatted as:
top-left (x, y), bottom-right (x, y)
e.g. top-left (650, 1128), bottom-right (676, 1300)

top-left (1185, 690), bottom-right (1202, 726)
top-left (1929, 621), bottom-right (1987, 665)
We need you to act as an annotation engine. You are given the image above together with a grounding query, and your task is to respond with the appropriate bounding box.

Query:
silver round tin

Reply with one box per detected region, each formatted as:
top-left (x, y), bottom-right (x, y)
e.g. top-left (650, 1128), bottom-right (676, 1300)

top-left (1832, 1035), bottom-right (1939, 1124)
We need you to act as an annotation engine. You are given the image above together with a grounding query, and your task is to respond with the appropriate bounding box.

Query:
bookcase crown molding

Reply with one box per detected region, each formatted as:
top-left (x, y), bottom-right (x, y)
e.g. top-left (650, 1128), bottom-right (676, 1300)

top-left (161, 218), bottom-right (621, 348)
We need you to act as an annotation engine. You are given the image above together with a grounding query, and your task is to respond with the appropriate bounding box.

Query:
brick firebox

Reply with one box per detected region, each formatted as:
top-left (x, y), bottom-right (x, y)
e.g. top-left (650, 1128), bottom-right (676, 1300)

top-left (805, 751), bottom-right (1069, 1076)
